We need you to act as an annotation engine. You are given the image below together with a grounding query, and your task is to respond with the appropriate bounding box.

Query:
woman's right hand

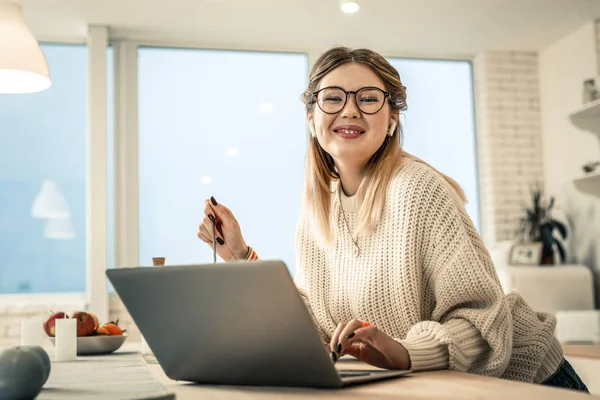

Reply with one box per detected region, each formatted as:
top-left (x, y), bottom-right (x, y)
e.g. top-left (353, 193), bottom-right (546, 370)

top-left (197, 197), bottom-right (249, 262)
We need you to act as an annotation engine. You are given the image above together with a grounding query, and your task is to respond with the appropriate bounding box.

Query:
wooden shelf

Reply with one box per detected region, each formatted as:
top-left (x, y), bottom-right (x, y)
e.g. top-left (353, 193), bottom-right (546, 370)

top-left (562, 343), bottom-right (600, 359)
top-left (574, 171), bottom-right (600, 198)
top-left (570, 98), bottom-right (600, 118)
top-left (569, 99), bottom-right (600, 134)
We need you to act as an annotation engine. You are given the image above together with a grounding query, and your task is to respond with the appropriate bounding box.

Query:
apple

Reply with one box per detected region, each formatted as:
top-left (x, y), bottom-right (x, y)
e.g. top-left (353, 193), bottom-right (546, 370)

top-left (71, 311), bottom-right (96, 337)
top-left (87, 312), bottom-right (99, 330)
top-left (43, 312), bottom-right (66, 337)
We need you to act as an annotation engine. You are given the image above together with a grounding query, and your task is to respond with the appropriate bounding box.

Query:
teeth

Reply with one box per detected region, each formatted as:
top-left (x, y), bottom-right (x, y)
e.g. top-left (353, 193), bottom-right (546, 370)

top-left (337, 129), bottom-right (362, 134)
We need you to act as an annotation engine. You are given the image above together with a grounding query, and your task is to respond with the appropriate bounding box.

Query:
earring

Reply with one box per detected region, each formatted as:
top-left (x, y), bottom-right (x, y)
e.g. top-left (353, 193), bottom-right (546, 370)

top-left (309, 120), bottom-right (317, 138)
top-left (387, 120), bottom-right (397, 137)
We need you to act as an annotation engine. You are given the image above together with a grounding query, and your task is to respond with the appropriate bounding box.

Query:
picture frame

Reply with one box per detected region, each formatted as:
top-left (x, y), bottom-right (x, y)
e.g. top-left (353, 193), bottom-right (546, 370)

top-left (509, 242), bottom-right (543, 266)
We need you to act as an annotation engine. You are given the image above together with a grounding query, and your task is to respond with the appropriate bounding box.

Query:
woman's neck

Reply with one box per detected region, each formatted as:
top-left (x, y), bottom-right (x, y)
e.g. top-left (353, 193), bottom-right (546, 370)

top-left (336, 161), bottom-right (363, 196)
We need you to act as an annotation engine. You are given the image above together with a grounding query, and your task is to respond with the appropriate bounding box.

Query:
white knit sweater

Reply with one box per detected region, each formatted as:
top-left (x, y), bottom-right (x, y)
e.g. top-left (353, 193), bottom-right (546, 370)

top-left (293, 159), bottom-right (563, 383)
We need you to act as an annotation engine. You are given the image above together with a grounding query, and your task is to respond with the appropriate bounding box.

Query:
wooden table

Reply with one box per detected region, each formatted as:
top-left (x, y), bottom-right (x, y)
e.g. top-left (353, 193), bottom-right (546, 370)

top-left (146, 357), bottom-right (597, 399)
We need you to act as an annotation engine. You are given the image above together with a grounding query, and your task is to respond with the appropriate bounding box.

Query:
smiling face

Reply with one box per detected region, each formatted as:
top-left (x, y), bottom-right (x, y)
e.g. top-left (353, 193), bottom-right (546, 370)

top-left (308, 63), bottom-right (398, 169)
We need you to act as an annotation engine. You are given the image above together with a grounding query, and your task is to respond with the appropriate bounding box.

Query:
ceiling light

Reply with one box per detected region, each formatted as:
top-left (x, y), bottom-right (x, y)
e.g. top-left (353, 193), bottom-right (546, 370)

top-left (0, 1), bottom-right (51, 93)
top-left (340, 0), bottom-right (359, 13)
top-left (226, 147), bottom-right (239, 157)
top-left (201, 176), bottom-right (213, 185)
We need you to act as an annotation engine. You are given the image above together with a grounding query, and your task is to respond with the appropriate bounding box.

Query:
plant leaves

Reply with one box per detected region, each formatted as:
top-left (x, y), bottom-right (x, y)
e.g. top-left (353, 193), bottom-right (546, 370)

top-left (552, 220), bottom-right (568, 239)
top-left (554, 238), bottom-right (566, 263)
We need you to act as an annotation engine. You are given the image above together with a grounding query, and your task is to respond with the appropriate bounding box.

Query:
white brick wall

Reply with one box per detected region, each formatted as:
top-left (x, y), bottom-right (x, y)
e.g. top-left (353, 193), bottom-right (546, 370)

top-left (473, 51), bottom-right (545, 245)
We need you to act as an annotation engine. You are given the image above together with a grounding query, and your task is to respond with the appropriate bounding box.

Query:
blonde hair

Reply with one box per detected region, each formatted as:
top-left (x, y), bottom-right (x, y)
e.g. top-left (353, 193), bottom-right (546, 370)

top-left (300, 47), bottom-right (466, 244)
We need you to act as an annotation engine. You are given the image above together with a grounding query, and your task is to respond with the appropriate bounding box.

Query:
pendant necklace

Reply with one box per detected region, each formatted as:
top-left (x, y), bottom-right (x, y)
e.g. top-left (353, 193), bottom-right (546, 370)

top-left (338, 188), bottom-right (360, 257)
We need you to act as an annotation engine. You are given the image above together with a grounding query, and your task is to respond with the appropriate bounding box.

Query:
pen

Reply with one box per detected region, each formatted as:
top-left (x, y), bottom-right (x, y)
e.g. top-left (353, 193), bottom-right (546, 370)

top-left (211, 218), bottom-right (217, 264)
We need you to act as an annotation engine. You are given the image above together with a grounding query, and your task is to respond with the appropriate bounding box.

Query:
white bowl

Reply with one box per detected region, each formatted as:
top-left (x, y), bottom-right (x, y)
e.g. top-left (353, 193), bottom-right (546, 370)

top-left (49, 334), bottom-right (128, 355)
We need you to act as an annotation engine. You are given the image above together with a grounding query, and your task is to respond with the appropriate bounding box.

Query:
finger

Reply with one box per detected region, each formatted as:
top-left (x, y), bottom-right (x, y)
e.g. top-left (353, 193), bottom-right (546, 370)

top-left (345, 325), bottom-right (390, 360)
top-left (329, 322), bottom-right (346, 362)
top-left (198, 220), bottom-right (211, 240)
top-left (204, 215), bottom-right (226, 245)
top-left (200, 223), bottom-right (213, 243)
top-left (215, 219), bottom-right (224, 238)
top-left (202, 202), bottom-right (224, 238)
top-left (347, 325), bottom-right (379, 344)
top-left (197, 229), bottom-right (211, 244)
top-left (201, 216), bottom-right (214, 238)
top-left (210, 196), bottom-right (234, 218)
top-left (203, 200), bottom-right (221, 224)
top-left (217, 203), bottom-right (236, 221)
top-left (197, 223), bottom-right (214, 248)
top-left (347, 326), bottom-right (409, 369)
top-left (205, 198), bottom-right (236, 227)
top-left (337, 319), bottom-right (364, 355)
top-left (342, 320), bottom-right (370, 343)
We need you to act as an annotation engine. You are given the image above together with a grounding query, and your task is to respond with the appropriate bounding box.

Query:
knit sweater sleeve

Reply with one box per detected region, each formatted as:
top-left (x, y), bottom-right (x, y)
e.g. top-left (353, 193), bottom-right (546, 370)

top-left (293, 217), bottom-right (330, 343)
top-left (395, 169), bottom-right (513, 376)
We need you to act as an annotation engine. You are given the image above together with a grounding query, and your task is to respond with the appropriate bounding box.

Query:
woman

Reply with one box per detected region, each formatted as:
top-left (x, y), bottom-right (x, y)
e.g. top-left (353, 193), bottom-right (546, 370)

top-left (197, 47), bottom-right (588, 392)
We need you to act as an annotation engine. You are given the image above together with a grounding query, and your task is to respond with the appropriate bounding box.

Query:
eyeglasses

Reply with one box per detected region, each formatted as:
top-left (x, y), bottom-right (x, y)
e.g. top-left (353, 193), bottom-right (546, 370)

top-left (312, 86), bottom-right (390, 115)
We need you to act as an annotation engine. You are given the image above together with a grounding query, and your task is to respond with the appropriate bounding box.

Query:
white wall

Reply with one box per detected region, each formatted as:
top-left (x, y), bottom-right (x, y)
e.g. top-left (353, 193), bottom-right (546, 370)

top-left (539, 21), bottom-right (600, 306)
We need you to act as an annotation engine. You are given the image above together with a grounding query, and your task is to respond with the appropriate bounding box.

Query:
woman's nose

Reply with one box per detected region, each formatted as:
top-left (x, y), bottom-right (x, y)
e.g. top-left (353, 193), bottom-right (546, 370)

top-left (339, 94), bottom-right (361, 119)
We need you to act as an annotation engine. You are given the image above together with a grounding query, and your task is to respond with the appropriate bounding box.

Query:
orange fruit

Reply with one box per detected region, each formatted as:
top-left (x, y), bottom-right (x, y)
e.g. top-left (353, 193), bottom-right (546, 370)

top-left (96, 326), bottom-right (110, 335)
top-left (97, 319), bottom-right (124, 336)
top-left (104, 323), bottom-right (123, 336)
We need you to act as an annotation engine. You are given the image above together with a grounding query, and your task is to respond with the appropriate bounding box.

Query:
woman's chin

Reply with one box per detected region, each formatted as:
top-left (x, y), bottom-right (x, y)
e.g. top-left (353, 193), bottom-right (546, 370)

top-left (328, 147), bottom-right (372, 164)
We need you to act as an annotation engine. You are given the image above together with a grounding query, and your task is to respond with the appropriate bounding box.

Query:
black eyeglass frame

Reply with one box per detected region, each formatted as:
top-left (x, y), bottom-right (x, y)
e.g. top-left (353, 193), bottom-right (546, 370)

top-left (312, 86), bottom-right (391, 115)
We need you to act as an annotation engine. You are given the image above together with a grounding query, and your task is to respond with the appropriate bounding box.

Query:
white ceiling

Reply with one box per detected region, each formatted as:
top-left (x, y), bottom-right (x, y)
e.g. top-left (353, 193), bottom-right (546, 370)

top-left (19, 0), bottom-right (600, 59)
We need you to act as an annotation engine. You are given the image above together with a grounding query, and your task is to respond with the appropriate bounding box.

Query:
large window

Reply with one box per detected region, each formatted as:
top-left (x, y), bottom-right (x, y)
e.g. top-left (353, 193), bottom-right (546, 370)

top-left (0, 44), bottom-right (478, 295)
top-left (0, 44), bottom-right (88, 293)
top-left (0, 43), bottom-right (113, 294)
top-left (138, 48), bottom-right (308, 273)
top-left (387, 59), bottom-right (480, 230)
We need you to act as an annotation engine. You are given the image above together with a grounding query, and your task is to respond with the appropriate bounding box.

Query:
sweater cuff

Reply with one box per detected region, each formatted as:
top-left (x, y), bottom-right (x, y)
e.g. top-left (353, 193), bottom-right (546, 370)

top-left (396, 329), bottom-right (449, 372)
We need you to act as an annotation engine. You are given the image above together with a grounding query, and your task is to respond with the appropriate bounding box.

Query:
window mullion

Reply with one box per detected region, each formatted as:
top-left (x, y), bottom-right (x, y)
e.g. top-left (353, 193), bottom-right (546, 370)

top-left (86, 25), bottom-right (109, 323)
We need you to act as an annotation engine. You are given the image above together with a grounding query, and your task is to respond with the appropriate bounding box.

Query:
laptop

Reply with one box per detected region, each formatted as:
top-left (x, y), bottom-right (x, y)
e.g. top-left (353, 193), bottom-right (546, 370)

top-left (106, 260), bottom-right (411, 388)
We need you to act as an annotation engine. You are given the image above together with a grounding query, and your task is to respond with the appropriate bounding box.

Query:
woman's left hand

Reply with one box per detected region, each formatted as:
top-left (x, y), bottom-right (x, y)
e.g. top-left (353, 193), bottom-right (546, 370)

top-left (328, 319), bottom-right (411, 370)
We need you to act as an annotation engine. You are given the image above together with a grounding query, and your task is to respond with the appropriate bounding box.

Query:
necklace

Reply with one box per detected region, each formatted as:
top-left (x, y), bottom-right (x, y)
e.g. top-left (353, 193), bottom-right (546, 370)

top-left (338, 188), bottom-right (360, 257)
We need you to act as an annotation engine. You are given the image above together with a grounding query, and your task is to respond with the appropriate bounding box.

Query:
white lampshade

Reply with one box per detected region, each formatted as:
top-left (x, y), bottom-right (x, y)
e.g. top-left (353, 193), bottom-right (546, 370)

top-left (44, 217), bottom-right (75, 240)
top-left (340, 0), bottom-right (359, 13)
top-left (0, 1), bottom-right (51, 93)
top-left (31, 180), bottom-right (70, 219)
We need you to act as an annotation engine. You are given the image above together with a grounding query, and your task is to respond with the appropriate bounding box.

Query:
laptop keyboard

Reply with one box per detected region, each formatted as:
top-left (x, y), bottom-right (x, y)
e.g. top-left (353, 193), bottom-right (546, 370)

top-left (338, 370), bottom-right (372, 377)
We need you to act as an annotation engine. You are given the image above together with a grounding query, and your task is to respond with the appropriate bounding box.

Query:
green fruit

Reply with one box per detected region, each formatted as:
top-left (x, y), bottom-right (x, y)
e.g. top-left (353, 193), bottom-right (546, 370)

top-left (0, 347), bottom-right (45, 400)
top-left (18, 346), bottom-right (51, 384)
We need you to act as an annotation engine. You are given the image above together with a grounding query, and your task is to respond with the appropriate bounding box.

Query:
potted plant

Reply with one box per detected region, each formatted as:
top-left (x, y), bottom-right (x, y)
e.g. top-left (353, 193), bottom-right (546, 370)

top-left (515, 183), bottom-right (568, 265)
